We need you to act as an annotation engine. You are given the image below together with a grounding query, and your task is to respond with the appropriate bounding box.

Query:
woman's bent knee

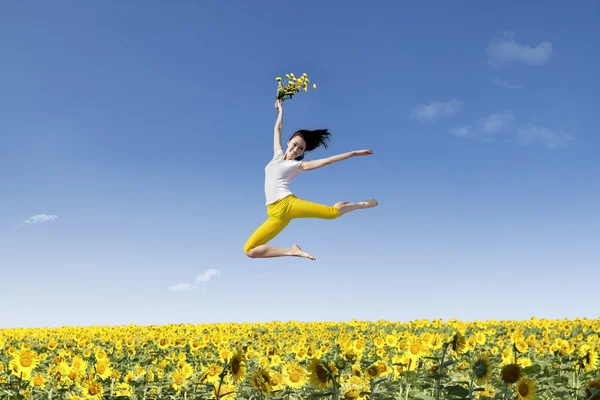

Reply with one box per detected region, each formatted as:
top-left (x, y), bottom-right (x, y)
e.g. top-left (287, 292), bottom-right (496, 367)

top-left (244, 244), bottom-right (255, 257)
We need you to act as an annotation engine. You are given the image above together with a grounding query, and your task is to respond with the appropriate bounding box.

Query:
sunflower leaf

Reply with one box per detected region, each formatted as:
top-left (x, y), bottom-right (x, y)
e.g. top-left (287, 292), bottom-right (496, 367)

top-left (445, 384), bottom-right (470, 398)
top-left (414, 395), bottom-right (436, 400)
top-left (428, 372), bottom-right (449, 379)
top-left (522, 364), bottom-right (542, 375)
top-left (309, 391), bottom-right (334, 398)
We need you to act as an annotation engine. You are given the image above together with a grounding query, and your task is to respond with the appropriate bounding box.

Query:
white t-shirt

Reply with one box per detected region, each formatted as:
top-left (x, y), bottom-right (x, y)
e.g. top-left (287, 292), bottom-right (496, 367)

top-left (264, 149), bottom-right (303, 205)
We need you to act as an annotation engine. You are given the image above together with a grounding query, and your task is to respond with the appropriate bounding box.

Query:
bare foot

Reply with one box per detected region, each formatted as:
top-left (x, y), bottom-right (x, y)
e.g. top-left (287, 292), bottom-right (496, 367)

top-left (362, 199), bottom-right (378, 208)
top-left (290, 244), bottom-right (316, 260)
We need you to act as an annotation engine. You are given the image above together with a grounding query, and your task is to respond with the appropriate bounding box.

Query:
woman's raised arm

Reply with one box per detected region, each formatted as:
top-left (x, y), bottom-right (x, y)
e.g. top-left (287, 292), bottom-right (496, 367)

top-left (273, 99), bottom-right (284, 153)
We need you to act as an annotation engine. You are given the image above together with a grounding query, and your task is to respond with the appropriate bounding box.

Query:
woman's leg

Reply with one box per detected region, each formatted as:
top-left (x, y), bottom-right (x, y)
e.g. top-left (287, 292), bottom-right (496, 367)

top-left (286, 196), bottom-right (378, 219)
top-left (333, 199), bottom-right (378, 216)
top-left (243, 217), bottom-right (316, 260)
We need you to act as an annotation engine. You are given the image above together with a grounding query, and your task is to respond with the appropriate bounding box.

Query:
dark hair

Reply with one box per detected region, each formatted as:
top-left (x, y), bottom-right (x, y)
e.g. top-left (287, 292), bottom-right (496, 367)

top-left (288, 129), bottom-right (331, 160)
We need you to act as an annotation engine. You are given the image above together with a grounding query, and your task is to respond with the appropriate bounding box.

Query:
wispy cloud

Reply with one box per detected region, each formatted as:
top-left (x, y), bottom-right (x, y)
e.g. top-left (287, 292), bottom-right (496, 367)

top-left (492, 77), bottom-right (524, 90)
top-left (409, 100), bottom-right (462, 124)
top-left (168, 283), bottom-right (196, 292)
top-left (486, 32), bottom-right (552, 67)
top-left (195, 269), bottom-right (220, 283)
top-left (16, 214), bottom-right (58, 229)
top-left (479, 111), bottom-right (516, 134)
top-left (451, 112), bottom-right (573, 149)
top-left (168, 269), bottom-right (221, 293)
top-left (450, 111), bottom-right (515, 139)
top-left (516, 124), bottom-right (574, 149)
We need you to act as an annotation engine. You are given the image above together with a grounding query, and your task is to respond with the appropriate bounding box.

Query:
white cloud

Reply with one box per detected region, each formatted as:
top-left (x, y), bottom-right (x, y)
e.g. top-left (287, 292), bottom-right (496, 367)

top-left (516, 124), bottom-right (574, 149)
top-left (451, 111), bottom-right (515, 138)
top-left (479, 111), bottom-right (516, 134)
top-left (486, 32), bottom-right (552, 67)
top-left (492, 77), bottom-right (524, 90)
top-left (449, 126), bottom-right (474, 138)
top-left (451, 112), bottom-right (573, 150)
top-left (195, 269), bottom-right (220, 283)
top-left (169, 283), bottom-right (196, 292)
top-left (168, 269), bottom-right (221, 293)
top-left (16, 214), bottom-right (58, 229)
top-left (409, 100), bottom-right (462, 124)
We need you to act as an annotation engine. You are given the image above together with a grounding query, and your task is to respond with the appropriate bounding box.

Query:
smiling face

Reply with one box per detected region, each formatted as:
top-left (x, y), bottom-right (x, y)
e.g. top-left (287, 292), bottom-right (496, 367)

top-left (285, 134), bottom-right (306, 160)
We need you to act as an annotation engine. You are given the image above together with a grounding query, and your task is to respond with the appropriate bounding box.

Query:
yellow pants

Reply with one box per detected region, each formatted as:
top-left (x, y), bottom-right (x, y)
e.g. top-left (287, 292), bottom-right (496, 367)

top-left (244, 195), bottom-right (340, 253)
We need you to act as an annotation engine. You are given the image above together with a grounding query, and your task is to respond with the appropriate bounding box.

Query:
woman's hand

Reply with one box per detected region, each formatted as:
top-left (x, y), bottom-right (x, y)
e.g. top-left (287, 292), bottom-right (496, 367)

top-left (275, 98), bottom-right (283, 111)
top-left (353, 149), bottom-right (373, 156)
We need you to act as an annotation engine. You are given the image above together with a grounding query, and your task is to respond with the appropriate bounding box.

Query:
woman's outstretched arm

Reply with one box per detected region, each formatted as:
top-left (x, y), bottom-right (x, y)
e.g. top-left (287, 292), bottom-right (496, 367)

top-left (274, 99), bottom-right (284, 153)
top-left (299, 149), bottom-right (373, 171)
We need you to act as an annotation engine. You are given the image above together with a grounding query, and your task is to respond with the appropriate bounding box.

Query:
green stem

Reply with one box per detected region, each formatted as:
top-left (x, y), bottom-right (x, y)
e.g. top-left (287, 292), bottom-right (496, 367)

top-left (574, 368), bottom-right (579, 400)
top-left (468, 373), bottom-right (474, 398)
top-left (435, 343), bottom-right (449, 400)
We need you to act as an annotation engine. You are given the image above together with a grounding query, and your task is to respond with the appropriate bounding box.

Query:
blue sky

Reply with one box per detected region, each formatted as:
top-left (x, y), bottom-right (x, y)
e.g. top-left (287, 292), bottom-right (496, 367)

top-left (1, 1), bottom-right (598, 329)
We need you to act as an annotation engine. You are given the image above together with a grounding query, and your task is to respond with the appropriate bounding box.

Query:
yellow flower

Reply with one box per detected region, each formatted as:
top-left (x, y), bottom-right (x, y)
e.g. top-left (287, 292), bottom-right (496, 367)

top-left (276, 77), bottom-right (281, 81)
top-left (282, 362), bottom-right (307, 389)
top-left (313, 83), bottom-right (317, 90)
top-left (250, 368), bottom-right (273, 396)
top-left (472, 353), bottom-right (493, 385)
top-left (515, 377), bottom-right (536, 400)
top-left (230, 349), bottom-right (247, 383)
top-left (29, 373), bottom-right (46, 389)
top-left (308, 358), bottom-right (332, 390)
top-left (82, 378), bottom-right (103, 399)
top-left (10, 348), bottom-right (40, 380)
top-left (406, 336), bottom-right (426, 361)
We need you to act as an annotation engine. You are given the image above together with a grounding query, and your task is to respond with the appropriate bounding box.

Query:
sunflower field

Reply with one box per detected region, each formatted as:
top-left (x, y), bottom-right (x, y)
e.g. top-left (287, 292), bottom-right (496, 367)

top-left (1, 318), bottom-right (599, 400)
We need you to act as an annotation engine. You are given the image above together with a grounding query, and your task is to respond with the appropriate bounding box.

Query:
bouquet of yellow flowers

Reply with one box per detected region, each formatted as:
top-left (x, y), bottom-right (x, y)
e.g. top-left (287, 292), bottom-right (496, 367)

top-left (275, 72), bottom-right (317, 101)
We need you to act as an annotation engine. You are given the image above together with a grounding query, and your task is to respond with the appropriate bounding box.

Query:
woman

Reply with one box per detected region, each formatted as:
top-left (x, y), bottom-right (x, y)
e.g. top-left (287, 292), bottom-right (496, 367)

top-left (243, 98), bottom-right (378, 260)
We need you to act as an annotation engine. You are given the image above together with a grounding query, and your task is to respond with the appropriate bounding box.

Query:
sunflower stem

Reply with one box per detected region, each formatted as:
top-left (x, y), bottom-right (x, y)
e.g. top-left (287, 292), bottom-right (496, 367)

top-left (435, 342), bottom-right (449, 400)
top-left (468, 373), bottom-right (474, 398)
top-left (574, 368), bottom-right (579, 400)
top-left (503, 381), bottom-right (509, 400)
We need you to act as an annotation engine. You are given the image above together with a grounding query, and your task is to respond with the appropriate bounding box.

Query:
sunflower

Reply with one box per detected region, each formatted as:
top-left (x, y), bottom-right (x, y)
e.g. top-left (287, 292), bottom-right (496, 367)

top-left (501, 363), bottom-right (522, 384)
top-left (580, 344), bottom-right (599, 372)
top-left (10, 347), bottom-right (40, 378)
top-left (201, 362), bottom-right (221, 384)
top-left (472, 353), bottom-right (493, 386)
top-left (82, 378), bottom-right (103, 399)
top-left (365, 364), bottom-right (380, 380)
top-left (340, 375), bottom-right (369, 399)
top-left (230, 349), bottom-right (246, 383)
top-left (249, 367), bottom-right (273, 396)
top-left (157, 337), bottom-right (170, 350)
top-left (270, 371), bottom-right (284, 391)
top-left (29, 373), bottom-right (46, 389)
top-left (514, 339), bottom-right (529, 353)
top-left (452, 331), bottom-right (467, 354)
top-left (308, 358), bottom-right (333, 390)
top-left (515, 377), bottom-right (536, 400)
top-left (406, 336), bottom-right (427, 361)
top-left (94, 360), bottom-right (113, 380)
top-left (282, 362), bottom-right (307, 389)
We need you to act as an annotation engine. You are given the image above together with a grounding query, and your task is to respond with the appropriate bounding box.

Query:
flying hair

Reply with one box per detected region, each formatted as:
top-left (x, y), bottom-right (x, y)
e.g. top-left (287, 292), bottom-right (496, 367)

top-left (288, 129), bottom-right (331, 160)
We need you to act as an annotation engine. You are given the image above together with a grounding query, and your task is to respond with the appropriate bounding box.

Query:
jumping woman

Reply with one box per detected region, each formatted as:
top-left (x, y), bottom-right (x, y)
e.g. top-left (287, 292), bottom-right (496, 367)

top-left (243, 98), bottom-right (378, 260)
